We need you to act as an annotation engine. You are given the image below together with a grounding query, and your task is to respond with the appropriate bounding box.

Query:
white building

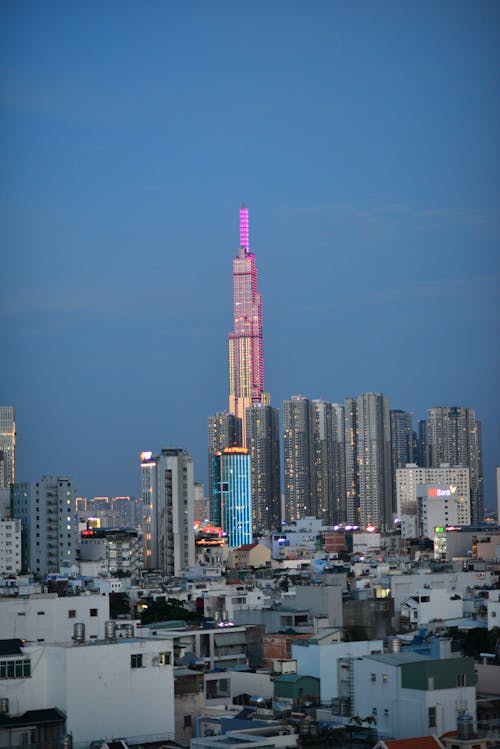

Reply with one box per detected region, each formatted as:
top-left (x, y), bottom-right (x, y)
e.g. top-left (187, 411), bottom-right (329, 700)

top-left (396, 464), bottom-right (470, 530)
top-left (141, 448), bottom-right (195, 576)
top-left (353, 651), bottom-right (476, 739)
top-left (0, 592), bottom-right (109, 642)
top-left (400, 587), bottom-right (463, 628)
top-left (417, 484), bottom-right (459, 540)
top-left (291, 630), bottom-right (383, 703)
top-left (486, 589), bottom-right (500, 630)
top-left (0, 517), bottom-right (22, 574)
top-left (11, 476), bottom-right (77, 575)
top-left (0, 635), bottom-right (175, 748)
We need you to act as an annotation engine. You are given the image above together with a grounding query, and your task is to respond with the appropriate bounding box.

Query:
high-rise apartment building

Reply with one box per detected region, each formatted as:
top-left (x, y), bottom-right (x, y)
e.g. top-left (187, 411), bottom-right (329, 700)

top-left (0, 407), bottom-right (16, 488)
top-left (344, 393), bottom-right (392, 529)
top-left (212, 447), bottom-right (252, 548)
top-left (283, 396), bottom-right (315, 522)
top-left (245, 403), bottom-right (281, 532)
top-left (11, 476), bottom-right (76, 575)
top-left (207, 411), bottom-right (242, 521)
top-left (423, 406), bottom-right (483, 523)
top-left (140, 448), bottom-right (195, 576)
top-left (228, 204), bottom-right (269, 442)
top-left (390, 409), bottom-right (414, 512)
top-left (396, 463), bottom-right (471, 528)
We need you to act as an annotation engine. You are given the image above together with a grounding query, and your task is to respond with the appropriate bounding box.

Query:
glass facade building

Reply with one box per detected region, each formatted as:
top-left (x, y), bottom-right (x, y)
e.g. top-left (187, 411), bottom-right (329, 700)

top-left (212, 448), bottom-right (252, 548)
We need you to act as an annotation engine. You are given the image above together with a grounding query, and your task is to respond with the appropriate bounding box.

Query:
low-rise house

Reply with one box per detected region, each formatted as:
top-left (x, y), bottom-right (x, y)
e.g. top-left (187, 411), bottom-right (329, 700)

top-left (400, 588), bottom-right (464, 629)
top-left (228, 543), bottom-right (271, 569)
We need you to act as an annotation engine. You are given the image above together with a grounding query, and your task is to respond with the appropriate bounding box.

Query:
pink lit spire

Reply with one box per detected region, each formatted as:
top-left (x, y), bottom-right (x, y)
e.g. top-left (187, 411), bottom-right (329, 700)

top-left (239, 203), bottom-right (249, 253)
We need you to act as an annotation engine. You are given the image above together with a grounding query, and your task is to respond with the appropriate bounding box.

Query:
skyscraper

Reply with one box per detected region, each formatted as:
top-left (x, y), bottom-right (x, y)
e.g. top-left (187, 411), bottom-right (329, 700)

top-left (140, 448), bottom-right (195, 576)
top-left (424, 406), bottom-right (483, 523)
top-left (245, 403), bottom-right (281, 532)
top-left (0, 407), bottom-right (16, 488)
top-left (11, 475), bottom-right (76, 575)
top-left (344, 392), bottom-right (392, 529)
top-left (212, 447), bottom-right (252, 548)
top-left (228, 204), bottom-right (269, 443)
top-left (207, 411), bottom-right (242, 521)
top-left (283, 396), bottom-right (315, 522)
top-left (390, 409), bottom-right (414, 511)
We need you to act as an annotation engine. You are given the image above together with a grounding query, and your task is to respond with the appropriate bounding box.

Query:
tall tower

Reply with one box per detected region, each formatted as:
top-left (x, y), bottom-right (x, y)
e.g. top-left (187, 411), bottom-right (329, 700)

top-left (140, 448), bottom-right (195, 576)
top-left (283, 396), bottom-right (315, 522)
top-left (390, 409), bottom-right (414, 512)
top-left (344, 393), bottom-right (392, 529)
top-left (207, 411), bottom-right (242, 521)
top-left (228, 204), bottom-right (269, 444)
top-left (246, 403), bottom-right (281, 532)
top-left (0, 407), bottom-right (16, 488)
top-left (213, 447), bottom-right (252, 548)
top-left (424, 406), bottom-right (483, 523)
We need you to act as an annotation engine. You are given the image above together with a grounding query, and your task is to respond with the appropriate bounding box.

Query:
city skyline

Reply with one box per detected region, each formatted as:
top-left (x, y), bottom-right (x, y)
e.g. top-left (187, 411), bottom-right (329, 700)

top-left (1, 3), bottom-right (498, 507)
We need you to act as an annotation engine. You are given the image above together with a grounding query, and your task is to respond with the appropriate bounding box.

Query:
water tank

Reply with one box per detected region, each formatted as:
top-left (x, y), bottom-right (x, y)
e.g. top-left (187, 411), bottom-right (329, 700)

top-left (104, 620), bottom-right (116, 641)
top-left (73, 623), bottom-right (85, 643)
top-left (389, 637), bottom-right (401, 653)
top-left (62, 734), bottom-right (73, 749)
top-left (124, 623), bottom-right (134, 638)
top-left (457, 713), bottom-right (474, 739)
top-left (0, 698), bottom-right (8, 715)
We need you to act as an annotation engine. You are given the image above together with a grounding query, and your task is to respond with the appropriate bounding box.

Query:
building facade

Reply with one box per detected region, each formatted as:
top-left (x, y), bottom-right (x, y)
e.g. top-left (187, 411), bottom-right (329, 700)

top-left (207, 411), bottom-right (242, 518)
top-left (212, 447), bottom-right (252, 548)
top-left (423, 406), bottom-right (483, 523)
top-left (0, 517), bottom-right (22, 574)
top-left (390, 409), bottom-right (414, 512)
top-left (0, 406), bottom-right (16, 488)
top-left (11, 476), bottom-right (76, 575)
top-left (345, 393), bottom-right (392, 529)
top-left (228, 204), bottom-right (269, 443)
top-left (283, 396), bottom-right (315, 522)
top-left (396, 464), bottom-right (471, 527)
top-left (140, 448), bottom-right (195, 576)
top-left (245, 403), bottom-right (280, 532)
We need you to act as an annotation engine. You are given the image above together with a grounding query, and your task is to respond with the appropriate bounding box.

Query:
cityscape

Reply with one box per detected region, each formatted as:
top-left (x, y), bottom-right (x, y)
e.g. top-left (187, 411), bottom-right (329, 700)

top-left (1, 3), bottom-right (499, 749)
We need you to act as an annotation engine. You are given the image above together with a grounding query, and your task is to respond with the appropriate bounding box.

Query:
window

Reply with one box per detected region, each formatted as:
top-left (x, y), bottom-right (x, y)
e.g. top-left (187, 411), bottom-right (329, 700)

top-left (0, 659), bottom-right (31, 679)
top-left (372, 708), bottom-right (377, 717)
top-left (159, 652), bottom-right (171, 665)
top-left (131, 654), bottom-right (143, 668)
top-left (382, 673), bottom-right (388, 682)
top-left (428, 706), bottom-right (437, 728)
top-left (457, 673), bottom-right (466, 687)
top-left (68, 610), bottom-right (76, 619)
top-left (90, 608), bottom-right (98, 617)
top-left (370, 673), bottom-right (376, 682)
top-left (184, 715), bottom-right (192, 728)
top-left (37, 611), bottom-right (45, 616)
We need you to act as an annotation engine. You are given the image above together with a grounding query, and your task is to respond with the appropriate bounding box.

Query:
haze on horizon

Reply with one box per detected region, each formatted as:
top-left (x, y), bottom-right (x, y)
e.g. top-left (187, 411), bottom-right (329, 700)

top-left (1, 2), bottom-right (498, 507)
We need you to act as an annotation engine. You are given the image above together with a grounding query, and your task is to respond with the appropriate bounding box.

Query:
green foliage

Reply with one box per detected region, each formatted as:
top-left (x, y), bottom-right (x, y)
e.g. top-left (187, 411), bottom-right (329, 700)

top-left (109, 592), bottom-right (130, 618)
top-left (344, 626), bottom-right (368, 642)
top-left (140, 597), bottom-right (203, 625)
top-left (452, 626), bottom-right (500, 658)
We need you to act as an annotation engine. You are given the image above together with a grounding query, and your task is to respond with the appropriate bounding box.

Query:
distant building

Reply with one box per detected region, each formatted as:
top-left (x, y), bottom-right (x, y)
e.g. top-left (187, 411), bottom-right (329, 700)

top-left (0, 407), bottom-right (16, 488)
top-left (416, 484), bottom-right (460, 540)
top-left (283, 396), bottom-right (315, 522)
top-left (79, 527), bottom-right (143, 577)
top-left (140, 448), bottom-right (195, 576)
top-left (207, 411), bottom-right (242, 515)
top-left (228, 542), bottom-right (271, 569)
top-left (423, 406), bottom-right (483, 523)
top-left (245, 403), bottom-right (281, 532)
top-left (212, 447), bottom-right (252, 548)
top-left (390, 409), bottom-right (413, 511)
top-left (11, 476), bottom-right (76, 575)
top-left (0, 518), bottom-right (22, 574)
top-left (396, 464), bottom-right (471, 532)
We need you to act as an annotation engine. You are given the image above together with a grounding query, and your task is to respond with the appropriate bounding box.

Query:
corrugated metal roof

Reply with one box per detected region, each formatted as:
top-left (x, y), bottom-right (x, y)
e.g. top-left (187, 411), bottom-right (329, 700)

top-left (364, 652), bottom-right (431, 666)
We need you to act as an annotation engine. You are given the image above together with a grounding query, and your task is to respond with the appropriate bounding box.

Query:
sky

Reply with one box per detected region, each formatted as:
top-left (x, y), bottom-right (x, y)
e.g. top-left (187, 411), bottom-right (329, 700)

top-left (1, 1), bottom-right (499, 508)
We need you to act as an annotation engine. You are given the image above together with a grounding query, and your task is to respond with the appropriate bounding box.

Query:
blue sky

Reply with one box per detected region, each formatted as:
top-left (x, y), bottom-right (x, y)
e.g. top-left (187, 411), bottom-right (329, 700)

top-left (1, 1), bottom-right (499, 507)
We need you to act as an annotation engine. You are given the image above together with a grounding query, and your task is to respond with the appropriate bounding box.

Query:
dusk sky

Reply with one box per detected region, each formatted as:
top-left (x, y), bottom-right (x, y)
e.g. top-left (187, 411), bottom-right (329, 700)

top-left (1, 2), bottom-right (499, 508)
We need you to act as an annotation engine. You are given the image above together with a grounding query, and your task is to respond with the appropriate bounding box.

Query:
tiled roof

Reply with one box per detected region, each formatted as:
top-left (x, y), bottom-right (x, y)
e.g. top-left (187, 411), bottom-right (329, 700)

top-left (379, 737), bottom-right (444, 749)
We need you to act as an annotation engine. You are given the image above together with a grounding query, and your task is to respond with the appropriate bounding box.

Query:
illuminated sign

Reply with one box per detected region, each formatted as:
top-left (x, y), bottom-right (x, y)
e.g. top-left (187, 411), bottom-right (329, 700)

top-left (434, 526), bottom-right (445, 534)
top-left (222, 447), bottom-right (249, 455)
top-left (429, 487), bottom-right (451, 497)
top-left (140, 451), bottom-right (153, 462)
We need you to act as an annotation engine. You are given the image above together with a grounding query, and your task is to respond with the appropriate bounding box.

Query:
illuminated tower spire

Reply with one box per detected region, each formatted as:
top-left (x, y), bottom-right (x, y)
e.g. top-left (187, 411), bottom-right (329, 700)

top-left (228, 205), bottom-right (269, 445)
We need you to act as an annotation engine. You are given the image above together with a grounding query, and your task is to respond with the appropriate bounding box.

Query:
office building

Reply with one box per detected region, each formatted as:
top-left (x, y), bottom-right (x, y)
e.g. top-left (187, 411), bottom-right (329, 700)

top-left (424, 406), bottom-right (483, 523)
top-left (11, 476), bottom-right (76, 575)
top-left (395, 463), bottom-right (471, 528)
top-left (207, 411), bottom-right (242, 518)
top-left (140, 448), bottom-right (195, 576)
top-left (245, 403), bottom-right (280, 532)
top-left (228, 204), bottom-right (270, 443)
top-left (344, 392), bottom-right (392, 529)
top-left (0, 407), bottom-right (16, 488)
top-left (212, 447), bottom-right (252, 548)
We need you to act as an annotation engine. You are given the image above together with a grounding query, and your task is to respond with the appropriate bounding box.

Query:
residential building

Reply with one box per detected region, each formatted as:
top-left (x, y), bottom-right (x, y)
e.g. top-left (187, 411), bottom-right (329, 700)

top-left (79, 527), bottom-right (143, 577)
top-left (0, 517), bottom-right (22, 574)
top-left (0, 407), bottom-right (15, 488)
top-left (400, 588), bottom-right (464, 628)
top-left (352, 652), bottom-right (476, 740)
top-left (424, 406), bottom-right (483, 523)
top-left (391, 409), bottom-right (414, 512)
top-left (283, 396), bottom-right (315, 522)
top-left (140, 448), bottom-right (195, 576)
top-left (228, 542), bottom-right (271, 570)
top-left (344, 393), bottom-right (392, 529)
top-left (245, 403), bottom-right (281, 532)
top-left (212, 447), bottom-right (252, 548)
top-left (228, 204), bottom-right (270, 442)
top-left (11, 476), bottom-right (76, 575)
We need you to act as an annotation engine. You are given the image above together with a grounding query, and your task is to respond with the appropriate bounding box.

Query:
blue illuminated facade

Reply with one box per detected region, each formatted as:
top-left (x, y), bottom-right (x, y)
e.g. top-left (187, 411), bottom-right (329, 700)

top-left (213, 448), bottom-right (252, 548)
